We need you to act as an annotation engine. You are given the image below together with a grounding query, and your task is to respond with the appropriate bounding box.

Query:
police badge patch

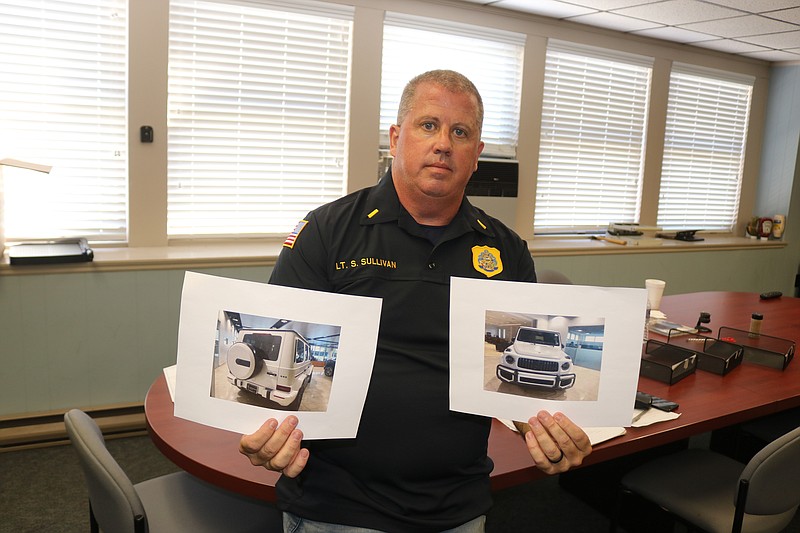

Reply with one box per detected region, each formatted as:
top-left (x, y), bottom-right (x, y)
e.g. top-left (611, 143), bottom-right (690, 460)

top-left (471, 245), bottom-right (503, 278)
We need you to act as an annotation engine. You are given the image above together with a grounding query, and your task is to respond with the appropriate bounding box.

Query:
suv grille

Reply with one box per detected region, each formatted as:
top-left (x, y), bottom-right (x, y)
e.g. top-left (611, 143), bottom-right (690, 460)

top-left (518, 358), bottom-right (559, 372)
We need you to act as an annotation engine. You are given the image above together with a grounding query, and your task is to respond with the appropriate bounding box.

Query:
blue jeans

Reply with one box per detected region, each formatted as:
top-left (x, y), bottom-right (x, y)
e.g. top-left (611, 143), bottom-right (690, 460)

top-left (283, 512), bottom-right (486, 533)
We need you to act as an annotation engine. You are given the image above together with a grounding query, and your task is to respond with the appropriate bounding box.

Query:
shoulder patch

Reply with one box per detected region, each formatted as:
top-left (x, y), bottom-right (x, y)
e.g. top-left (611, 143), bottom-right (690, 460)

top-left (472, 245), bottom-right (503, 278)
top-left (283, 220), bottom-right (309, 249)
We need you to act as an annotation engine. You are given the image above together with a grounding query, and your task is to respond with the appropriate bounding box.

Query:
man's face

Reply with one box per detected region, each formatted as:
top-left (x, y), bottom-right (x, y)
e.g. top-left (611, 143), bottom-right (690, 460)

top-left (389, 82), bottom-right (484, 207)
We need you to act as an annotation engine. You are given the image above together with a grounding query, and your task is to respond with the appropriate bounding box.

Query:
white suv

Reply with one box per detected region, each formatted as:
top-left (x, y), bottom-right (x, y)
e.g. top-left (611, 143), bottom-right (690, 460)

top-left (227, 328), bottom-right (313, 408)
top-left (496, 327), bottom-right (576, 390)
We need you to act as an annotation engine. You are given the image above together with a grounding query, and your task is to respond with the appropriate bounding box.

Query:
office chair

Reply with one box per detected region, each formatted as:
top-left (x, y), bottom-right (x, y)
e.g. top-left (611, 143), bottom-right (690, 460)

top-left (610, 425), bottom-right (800, 533)
top-left (64, 409), bottom-right (282, 533)
top-left (536, 269), bottom-right (573, 284)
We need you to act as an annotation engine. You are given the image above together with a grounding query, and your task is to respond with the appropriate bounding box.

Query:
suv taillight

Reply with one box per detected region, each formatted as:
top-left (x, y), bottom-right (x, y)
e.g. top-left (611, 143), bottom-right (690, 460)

top-left (277, 384), bottom-right (291, 393)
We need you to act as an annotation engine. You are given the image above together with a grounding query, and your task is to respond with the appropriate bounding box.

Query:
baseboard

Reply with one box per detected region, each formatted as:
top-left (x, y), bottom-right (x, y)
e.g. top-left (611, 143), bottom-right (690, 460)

top-left (0, 404), bottom-right (146, 452)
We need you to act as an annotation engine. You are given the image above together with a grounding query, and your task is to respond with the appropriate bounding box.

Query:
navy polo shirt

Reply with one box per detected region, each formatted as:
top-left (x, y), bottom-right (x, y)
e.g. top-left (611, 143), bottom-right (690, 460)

top-left (271, 172), bottom-right (536, 532)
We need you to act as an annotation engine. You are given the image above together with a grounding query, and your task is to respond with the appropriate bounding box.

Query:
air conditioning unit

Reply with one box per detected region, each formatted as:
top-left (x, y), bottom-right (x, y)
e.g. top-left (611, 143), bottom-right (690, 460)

top-left (466, 159), bottom-right (518, 197)
top-left (377, 153), bottom-right (518, 198)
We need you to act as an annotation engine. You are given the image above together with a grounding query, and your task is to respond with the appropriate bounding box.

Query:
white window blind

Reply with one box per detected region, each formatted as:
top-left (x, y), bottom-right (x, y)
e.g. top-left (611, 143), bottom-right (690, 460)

top-left (0, 0), bottom-right (128, 243)
top-left (380, 13), bottom-right (524, 158)
top-left (657, 65), bottom-right (753, 231)
top-left (168, 0), bottom-right (352, 238)
top-left (535, 42), bottom-right (652, 233)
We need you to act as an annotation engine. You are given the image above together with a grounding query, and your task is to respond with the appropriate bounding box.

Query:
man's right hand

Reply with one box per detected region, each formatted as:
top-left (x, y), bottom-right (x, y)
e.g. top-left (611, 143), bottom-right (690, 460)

top-left (239, 415), bottom-right (309, 478)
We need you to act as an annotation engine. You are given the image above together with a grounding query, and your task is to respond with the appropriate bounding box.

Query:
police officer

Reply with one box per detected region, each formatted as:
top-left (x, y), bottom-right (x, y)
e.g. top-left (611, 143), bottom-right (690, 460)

top-left (240, 70), bottom-right (592, 532)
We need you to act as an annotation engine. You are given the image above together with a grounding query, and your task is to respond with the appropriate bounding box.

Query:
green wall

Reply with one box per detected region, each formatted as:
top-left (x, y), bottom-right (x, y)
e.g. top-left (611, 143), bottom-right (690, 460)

top-left (1, 248), bottom-right (795, 418)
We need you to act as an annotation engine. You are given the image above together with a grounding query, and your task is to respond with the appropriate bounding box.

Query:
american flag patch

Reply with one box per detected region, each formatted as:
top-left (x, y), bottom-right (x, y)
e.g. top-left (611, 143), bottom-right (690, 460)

top-left (283, 220), bottom-right (309, 249)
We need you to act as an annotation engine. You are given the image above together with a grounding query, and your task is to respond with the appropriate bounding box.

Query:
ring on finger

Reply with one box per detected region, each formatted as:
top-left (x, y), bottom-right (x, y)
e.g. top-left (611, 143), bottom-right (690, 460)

top-left (548, 449), bottom-right (564, 464)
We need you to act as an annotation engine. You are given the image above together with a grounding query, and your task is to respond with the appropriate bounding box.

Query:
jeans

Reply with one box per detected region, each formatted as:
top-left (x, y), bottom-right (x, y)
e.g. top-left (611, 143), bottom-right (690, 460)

top-left (283, 512), bottom-right (486, 533)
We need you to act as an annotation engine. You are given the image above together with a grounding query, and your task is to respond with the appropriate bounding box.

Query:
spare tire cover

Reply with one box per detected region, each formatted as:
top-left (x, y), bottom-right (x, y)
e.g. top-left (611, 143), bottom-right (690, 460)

top-left (227, 342), bottom-right (260, 379)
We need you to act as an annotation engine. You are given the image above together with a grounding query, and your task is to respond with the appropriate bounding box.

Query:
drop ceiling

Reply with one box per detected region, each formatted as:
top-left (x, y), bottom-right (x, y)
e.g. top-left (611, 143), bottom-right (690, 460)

top-left (454, 0), bottom-right (800, 64)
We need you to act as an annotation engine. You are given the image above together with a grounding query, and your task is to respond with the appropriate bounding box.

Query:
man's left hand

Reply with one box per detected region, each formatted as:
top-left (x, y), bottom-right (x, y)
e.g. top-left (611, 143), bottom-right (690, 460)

top-left (521, 410), bottom-right (592, 474)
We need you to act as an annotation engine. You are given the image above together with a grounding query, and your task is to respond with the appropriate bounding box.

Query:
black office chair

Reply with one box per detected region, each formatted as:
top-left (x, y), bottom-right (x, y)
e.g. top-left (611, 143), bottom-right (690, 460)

top-left (64, 409), bottom-right (282, 533)
top-left (610, 425), bottom-right (800, 533)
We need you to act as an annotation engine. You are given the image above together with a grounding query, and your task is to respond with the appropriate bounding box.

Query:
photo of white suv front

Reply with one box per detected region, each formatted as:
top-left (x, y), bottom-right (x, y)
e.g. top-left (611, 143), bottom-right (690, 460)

top-left (496, 327), bottom-right (576, 390)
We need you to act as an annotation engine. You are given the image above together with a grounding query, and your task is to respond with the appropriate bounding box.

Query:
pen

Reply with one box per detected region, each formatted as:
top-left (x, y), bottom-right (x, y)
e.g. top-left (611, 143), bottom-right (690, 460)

top-left (631, 409), bottom-right (648, 424)
top-left (590, 235), bottom-right (627, 245)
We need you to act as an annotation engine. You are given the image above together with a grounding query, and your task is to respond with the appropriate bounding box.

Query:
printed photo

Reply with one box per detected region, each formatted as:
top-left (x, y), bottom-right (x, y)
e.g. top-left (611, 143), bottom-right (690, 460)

top-left (449, 277), bottom-right (646, 427)
top-left (484, 310), bottom-right (605, 401)
top-left (175, 271), bottom-right (381, 439)
top-left (210, 310), bottom-right (341, 412)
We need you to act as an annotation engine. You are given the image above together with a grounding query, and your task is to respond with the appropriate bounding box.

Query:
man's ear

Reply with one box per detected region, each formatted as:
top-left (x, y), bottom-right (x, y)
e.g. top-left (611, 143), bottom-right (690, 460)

top-left (473, 141), bottom-right (485, 172)
top-left (389, 124), bottom-right (400, 156)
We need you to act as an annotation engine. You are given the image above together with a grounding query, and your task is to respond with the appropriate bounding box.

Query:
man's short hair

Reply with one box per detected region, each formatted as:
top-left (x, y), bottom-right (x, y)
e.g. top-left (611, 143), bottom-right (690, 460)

top-left (396, 70), bottom-right (484, 132)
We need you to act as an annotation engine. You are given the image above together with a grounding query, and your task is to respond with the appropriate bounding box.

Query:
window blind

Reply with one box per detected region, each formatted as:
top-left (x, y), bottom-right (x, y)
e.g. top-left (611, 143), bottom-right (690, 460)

top-left (535, 42), bottom-right (652, 233)
top-left (0, 0), bottom-right (128, 243)
top-left (657, 64), bottom-right (753, 231)
top-left (380, 13), bottom-right (524, 159)
top-left (168, 0), bottom-right (352, 238)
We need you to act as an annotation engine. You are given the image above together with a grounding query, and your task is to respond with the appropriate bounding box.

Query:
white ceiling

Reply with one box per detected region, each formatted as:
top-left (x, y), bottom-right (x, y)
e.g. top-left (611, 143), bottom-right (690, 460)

top-left (454, 0), bottom-right (800, 64)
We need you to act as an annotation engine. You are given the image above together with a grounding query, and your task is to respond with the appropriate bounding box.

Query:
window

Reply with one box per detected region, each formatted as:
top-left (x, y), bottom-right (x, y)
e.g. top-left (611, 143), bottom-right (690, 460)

top-left (535, 42), bottom-right (652, 233)
top-left (0, 0), bottom-right (128, 243)
top-left (380, 13), bottom-right (524, 159)
top-left (657, 65), bottom-right (753, 231)
top-left (167, 0), bottom-right (352, 238)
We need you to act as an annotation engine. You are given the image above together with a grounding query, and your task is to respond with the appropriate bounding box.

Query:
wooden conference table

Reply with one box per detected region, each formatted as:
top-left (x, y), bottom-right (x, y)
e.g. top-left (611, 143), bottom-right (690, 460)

top-left (145, 291), bottom-right (800, 502)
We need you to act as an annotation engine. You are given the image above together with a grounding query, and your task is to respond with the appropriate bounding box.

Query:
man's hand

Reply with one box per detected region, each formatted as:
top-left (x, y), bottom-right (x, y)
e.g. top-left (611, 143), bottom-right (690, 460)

top-left (239, 415), bottom-right (309, 478)
top-left (519, 410), bottom-right (592, 474)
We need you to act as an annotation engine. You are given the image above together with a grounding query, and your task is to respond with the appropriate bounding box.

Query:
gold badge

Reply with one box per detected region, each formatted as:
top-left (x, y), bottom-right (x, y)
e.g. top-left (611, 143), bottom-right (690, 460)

top-left (472, 246), bottom-right (503, 278)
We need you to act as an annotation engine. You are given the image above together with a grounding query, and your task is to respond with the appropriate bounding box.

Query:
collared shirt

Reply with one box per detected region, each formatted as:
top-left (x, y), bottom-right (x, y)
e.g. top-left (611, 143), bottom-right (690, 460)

top-left (271, 172), bottom-right (536, 532)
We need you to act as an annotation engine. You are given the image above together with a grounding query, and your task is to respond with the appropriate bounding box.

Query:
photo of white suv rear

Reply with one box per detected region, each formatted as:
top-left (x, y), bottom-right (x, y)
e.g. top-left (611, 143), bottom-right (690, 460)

top-left (496, 327), bottom-right (576, 390)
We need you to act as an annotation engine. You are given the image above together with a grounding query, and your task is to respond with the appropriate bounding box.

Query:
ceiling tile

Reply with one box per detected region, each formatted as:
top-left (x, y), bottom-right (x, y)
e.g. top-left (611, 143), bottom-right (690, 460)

top-left (680, 15), bottom-right (798, 38)
top-left (691, 39), bottom-right (770, 54)
top-left (492, 0), bottom-right (595, 18)
top-left (613, 0), bottom-right (742, 25)
top-left (703, 0), bottom-right (800, 14)
top-left (764, 7), bottom-right (800, 25)
top-left (561, 0), bottom-right (655, 9)
top-left (741, 49), bottom-right (800, 61)
top-left (632, 25), bottom-right (720, 43)
top-left (449, 0), bottom-right (800, 63)
top-left (737, 29), bottom-right (800, 48)
top-left (567, 11), bottom-right (664, 32)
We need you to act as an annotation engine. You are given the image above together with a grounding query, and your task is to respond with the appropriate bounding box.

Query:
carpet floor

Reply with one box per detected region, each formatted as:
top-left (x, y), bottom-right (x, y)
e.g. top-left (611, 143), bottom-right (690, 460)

top-left (2, 435), bottom-right (798, 533)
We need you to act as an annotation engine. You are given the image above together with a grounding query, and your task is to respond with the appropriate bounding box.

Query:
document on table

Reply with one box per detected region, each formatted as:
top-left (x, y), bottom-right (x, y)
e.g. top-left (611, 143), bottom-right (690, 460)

top-left (498, 407), bottom-right (679, 446)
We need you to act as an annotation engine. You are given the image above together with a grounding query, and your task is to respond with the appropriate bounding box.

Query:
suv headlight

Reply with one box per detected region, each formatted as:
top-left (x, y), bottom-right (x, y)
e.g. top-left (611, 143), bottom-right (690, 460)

top-left (561, 361), bottom-right (571, 371)
top-left (505, 355), bottom-right (515, 365)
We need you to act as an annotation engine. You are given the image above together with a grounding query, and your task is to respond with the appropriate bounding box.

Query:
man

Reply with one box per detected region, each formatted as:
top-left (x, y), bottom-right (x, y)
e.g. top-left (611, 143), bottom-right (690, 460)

top-left (240, 70), bottom-right (592, 532)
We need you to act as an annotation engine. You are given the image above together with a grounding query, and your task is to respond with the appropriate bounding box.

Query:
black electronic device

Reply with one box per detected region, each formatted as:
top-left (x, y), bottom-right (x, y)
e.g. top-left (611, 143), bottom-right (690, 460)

top-left (651, 397), bottom-right (679, 412)
top-left (140, 125), bottom-right (154, 143)
top-left (695, 311), bottom-right (712, 333)
top-left (634, 391), bottom-right (652, 409)
top-left (674, 230), bottom-right (704, 242)
top-left (760, 291), bottom-right (782, 300)
top-left (8, 238), bottom-right (94, 265)
top-left (635, 391), bottom-right (679, 412)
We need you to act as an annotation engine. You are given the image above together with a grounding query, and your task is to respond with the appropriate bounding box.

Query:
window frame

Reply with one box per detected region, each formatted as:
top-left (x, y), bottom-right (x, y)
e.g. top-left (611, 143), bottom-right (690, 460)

top-left (533, 41), bottom-right (654, 234)
top-left (1, 0), bottom-right (767, 250)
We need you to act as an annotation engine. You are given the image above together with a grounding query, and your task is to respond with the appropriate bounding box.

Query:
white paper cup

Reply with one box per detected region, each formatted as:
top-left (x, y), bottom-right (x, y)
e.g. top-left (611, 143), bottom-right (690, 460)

top-left (645, 279), bottom-right (666, 311)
